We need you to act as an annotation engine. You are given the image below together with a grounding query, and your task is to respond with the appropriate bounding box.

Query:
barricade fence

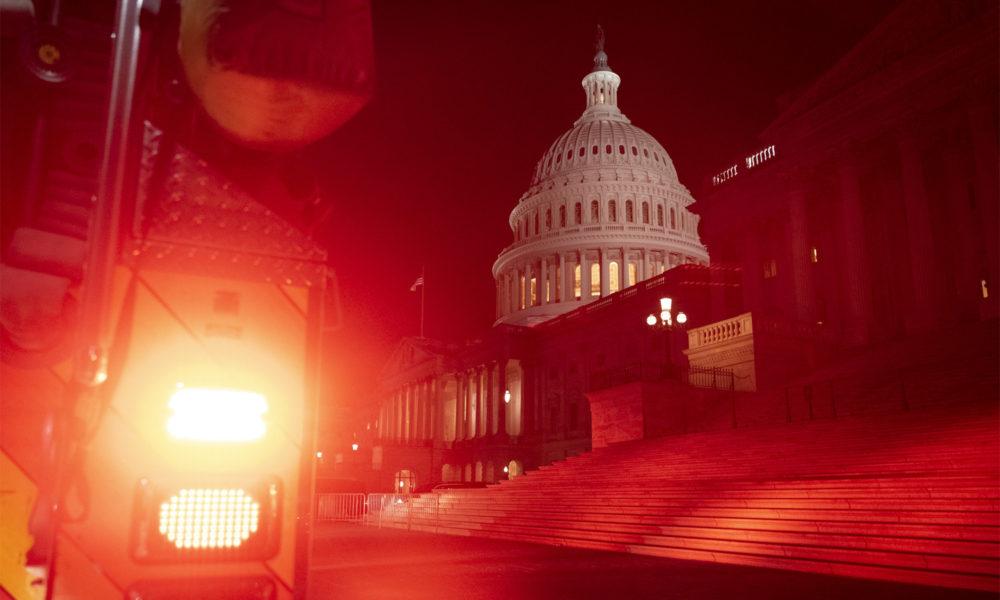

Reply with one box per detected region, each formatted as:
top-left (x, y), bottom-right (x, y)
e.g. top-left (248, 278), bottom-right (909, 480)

top-left (316, 493), bottom-right (433, 529)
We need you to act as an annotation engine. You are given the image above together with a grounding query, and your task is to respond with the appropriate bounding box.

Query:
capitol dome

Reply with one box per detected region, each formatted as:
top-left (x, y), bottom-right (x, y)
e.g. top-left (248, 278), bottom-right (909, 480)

top-left (493, 35), bottom-right (709, 326)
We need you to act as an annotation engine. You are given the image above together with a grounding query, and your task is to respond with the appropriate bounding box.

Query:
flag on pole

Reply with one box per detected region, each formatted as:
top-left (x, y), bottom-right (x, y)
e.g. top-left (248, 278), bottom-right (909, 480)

top-left (410, 276), bottom-right (424, 292)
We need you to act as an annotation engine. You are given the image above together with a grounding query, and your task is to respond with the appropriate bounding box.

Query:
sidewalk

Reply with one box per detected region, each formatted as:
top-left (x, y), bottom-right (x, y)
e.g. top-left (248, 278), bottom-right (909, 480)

top-left (308, 523), bottom-right (995, 600)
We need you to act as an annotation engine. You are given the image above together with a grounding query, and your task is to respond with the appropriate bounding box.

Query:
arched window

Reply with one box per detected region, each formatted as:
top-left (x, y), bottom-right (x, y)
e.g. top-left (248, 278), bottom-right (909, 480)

top-left (592, 145), bottom-right (598, 155)
top-left (609, 261), bottom-right (620, 294)
top-left (519, 275), bottom-right (525, 309)
top-left (574, 203), bottom-right (582, 225)
top-left (545, 209), bottom-right (552, 230)
top-left (579, 147), bottom-right (585, 157)
top-left (618, 144), bottom-right (625, 154)
top-left (605, 144), bottom-right (612, 154)
top-left (574, 264), bottom-right (581, 299)
top-left (642, 202), bottom-right (650, 224)
top-left (530, 277), bottom-right (537, 306)
top-left (590, 263), bottom-right (600, 297)
top-left (670, 208), bottom-right (676, 229)
top-left (591, 200), bottom-right (599, 222)
top-left (608, 200), bottom-right (617, 222)
top-left (625, 200), bottom-right (634, 223)
top-left (628, 262), bottom-right (637, 286)
top-left (657, 205), bottom-right (664, 226)
top-left (559, 206), bottom-right (566, 227)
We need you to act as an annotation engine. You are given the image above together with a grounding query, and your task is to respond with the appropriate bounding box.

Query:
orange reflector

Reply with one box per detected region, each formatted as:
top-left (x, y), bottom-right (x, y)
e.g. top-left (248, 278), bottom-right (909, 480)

top-left (158, 488), bottom-right (260, 549)
top-left (167, 387), bottom-right (267, 442)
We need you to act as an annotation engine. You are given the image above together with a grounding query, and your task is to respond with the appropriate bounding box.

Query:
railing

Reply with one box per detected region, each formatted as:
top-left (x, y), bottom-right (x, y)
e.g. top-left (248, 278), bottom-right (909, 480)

top-left (315, 493), bottom-right (366, 522)
top-left (682, 366), bottom-right (735, 392)
top-left (687, 312), bottom-right (753, 349)
top-left (364, 494), bottom-right (413, 528)
top-left (745, 144), bottom-right (776, 169)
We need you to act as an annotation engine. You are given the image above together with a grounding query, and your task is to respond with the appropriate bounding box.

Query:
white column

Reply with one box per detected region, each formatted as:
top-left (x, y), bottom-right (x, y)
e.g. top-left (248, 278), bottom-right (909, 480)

top-left (897, 125), bottom-right (938, 334)
top-left (558, 253), bottom-right (567, 303)
top-left (837, 153), bottom-right (873, 345)
top-left (600, 248), bottom-right (610, 297)
top-left (540, 256), bottom-right (549, 305)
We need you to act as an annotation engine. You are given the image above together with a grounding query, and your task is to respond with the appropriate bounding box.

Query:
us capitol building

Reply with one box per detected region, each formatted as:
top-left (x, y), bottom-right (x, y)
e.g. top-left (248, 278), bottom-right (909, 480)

top-left (348, 2), bottom-right (998, 494)
top-left (493, 35), bottom-right (708, 326)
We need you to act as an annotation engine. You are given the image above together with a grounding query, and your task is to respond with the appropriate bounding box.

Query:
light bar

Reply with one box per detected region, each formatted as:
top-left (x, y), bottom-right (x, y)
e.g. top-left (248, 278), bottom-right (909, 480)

top-left (167, 387), bottom-right (267, 442)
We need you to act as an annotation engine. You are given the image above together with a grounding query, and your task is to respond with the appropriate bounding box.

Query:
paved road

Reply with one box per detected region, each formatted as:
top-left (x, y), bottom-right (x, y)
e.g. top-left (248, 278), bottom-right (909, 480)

top-left (308, 523), bottom-right (994, 600)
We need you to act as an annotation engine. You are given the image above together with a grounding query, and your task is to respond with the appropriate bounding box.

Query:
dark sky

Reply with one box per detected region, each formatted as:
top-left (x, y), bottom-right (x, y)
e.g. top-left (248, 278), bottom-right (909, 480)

top-left (311, 0), bottom-right (903, 420)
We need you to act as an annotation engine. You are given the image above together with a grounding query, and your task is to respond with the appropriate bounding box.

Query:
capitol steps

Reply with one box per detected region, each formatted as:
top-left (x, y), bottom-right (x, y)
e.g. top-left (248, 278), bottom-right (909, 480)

top-left (382, 402), bottom-right (999, 592)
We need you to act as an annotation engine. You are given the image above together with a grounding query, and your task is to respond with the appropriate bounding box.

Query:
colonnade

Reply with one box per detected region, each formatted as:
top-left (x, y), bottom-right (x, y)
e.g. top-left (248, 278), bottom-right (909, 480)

top-left (497, 248), bottom-right (703, 318)
top-left (379, 359), bottom-right (524, 445)
top-left (741, 101), bottom-right (998, 345)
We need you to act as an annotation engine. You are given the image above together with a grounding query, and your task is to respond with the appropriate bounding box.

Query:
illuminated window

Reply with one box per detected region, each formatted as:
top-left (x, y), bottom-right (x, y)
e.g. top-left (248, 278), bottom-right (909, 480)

top-left (657, 205), bottom-right (663, 226)
top-left (591, 200), bottom-right (599, 221)
top-left (763, 259), bottom-right (777, 279)
top-left (574, 265), bottom-right (581, 299)
top-left (642, 202), bottom-right (649, 224)
top-left (545, 209), bottom-right (551, 230)
top-left (983, 279), bottom-right (990, 299)
top-left (626, 200), bottom-right (634, 223)
top-left (559, 206), bottom-right (566, 227)
top-left (519, 275), bottom-right (525, 309)
top-left (608, 200), bottom-right (617, 222)
top-left (574, 203), bottom-right (582, 225)
top-left (628, 262), bottom-right (637, 286)
top-left (609, 262), bottom-right (620, 294)
top-left (530, 277), bottom-right (537, 306)
top-left (810, 246), bottom-right (819, 263)
top-left (670, 208), bottom-right (676, 229)
top-left (590, 263), bottom-right (600, 297)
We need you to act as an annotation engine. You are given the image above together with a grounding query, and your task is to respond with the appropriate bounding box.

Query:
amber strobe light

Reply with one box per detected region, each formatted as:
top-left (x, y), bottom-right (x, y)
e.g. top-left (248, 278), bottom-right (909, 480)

top-left (132, 478), bottom-right (280, 562)
top-left (167, 386), bottom-right (268, 442)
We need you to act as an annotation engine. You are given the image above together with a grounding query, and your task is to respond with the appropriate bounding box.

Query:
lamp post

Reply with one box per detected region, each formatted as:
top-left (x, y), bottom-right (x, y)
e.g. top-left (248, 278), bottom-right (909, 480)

top-left (645, 296), bottom-right (687, 379)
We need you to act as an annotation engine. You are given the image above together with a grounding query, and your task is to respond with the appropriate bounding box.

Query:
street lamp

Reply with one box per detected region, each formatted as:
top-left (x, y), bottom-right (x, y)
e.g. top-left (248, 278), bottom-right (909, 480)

top-left (646, 297), bottom-right (688, 378)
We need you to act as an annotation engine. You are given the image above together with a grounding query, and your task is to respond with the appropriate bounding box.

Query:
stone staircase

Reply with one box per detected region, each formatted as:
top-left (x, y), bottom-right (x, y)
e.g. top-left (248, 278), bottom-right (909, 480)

top-left (382, 401), bottom-right (999, 592)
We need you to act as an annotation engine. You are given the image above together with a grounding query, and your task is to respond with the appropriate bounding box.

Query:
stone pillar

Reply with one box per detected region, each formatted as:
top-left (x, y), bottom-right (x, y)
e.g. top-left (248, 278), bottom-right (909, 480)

top-left (521, 362), bottom-right (534, 436)
top-left (897, 124), bottom-right (938, 333)
top-left (454, 374), bottom-right (464, 442)
top-left (600, 248), bottom-right (610, 297)
top-left (741, 231), bottom-right (762, 315)
top-left (966, 99), bottom-right (1000, 317)
top-left (540, 256), bottom-right (549, 305)
top-left (582, 253), bottom-right (592, 301)
top-left (484, 365), bottom-right (494, 438)
top-left (837, 156), bottom-right (873, 344)
top-left (497, 359), bottom-right (507, 437)
top-left (785, 172), bottom-right (815, 322)
top-left (558, 253), bottom-right (567, 303)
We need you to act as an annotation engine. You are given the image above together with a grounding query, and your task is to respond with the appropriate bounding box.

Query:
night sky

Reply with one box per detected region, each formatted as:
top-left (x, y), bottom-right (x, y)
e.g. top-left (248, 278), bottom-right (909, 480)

top-left (310, 0), bottom-right (903, 422)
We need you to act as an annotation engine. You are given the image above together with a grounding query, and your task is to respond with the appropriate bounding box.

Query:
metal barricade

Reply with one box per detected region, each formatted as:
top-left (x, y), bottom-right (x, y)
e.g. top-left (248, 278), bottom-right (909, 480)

top-left (364, 494), bottom-right (411, 528)
top-left (315, 493), bottom-right (366, 522)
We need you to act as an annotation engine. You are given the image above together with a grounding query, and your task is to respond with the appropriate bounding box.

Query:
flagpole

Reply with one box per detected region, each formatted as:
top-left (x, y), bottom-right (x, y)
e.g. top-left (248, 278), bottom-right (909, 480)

top-left (419, 266), bottom-right (425, 338)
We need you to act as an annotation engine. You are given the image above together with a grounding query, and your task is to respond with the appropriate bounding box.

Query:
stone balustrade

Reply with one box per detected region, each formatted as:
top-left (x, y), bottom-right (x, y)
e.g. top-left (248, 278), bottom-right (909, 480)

top-left (687, 312), bottom-right (753, 349)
